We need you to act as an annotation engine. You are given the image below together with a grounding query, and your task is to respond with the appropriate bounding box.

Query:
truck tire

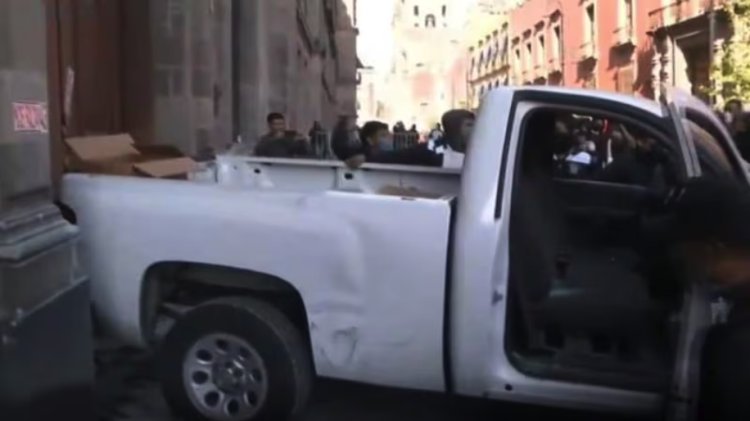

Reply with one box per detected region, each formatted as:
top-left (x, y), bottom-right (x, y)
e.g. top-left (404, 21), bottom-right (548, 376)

top-left (159, 297), bottom-right (313, 421)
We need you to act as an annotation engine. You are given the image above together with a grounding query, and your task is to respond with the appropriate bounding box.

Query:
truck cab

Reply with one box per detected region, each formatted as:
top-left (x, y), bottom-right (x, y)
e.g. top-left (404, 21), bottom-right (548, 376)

top-left (62, 87), bottom-right (745, 421)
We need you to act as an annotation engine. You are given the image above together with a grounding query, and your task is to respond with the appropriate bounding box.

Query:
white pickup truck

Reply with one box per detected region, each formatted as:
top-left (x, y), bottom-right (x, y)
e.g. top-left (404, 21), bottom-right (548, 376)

top-left (62, 87), bottom-right (747, 421)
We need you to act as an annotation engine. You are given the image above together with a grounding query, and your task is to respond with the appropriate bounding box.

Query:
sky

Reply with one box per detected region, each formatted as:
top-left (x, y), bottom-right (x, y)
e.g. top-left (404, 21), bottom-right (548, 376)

top-left (356, 0), bottom-right (396, 70)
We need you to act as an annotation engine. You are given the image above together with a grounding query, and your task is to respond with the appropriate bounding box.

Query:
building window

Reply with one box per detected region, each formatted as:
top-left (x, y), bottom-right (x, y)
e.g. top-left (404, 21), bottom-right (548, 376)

top-left (425, 14), bottom-right (436, 27)
top-left (514, 48), bottom-right (521, 70)
top-left (525, 42), bottom-right (532, 71)
top-left (442, 5), bottom-right (447, 17)
top-left (552, 25), bottom-right (562, 60)
top-left (585, 3), bottom-right (596, 45)
top-left (537, 34), bottom-right (545, 66)
top-left (619, 0), bottom-right (634, 36)
top-left (414, 5), bottom-right (419, 16)
top-left (616, 66), bottom-right (635, 93)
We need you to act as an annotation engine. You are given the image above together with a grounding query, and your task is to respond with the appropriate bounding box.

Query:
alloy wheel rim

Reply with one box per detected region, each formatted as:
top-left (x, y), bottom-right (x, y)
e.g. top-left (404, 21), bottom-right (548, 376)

top-left (182, 333), bottom-right (269, 420)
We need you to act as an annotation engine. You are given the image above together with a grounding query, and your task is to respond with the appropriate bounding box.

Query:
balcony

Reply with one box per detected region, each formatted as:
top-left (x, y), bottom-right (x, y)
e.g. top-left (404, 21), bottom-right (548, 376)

top-left (533, 64), bottom-right (546, 79)
top-left (579, 42), bottom-right (597, 62)
top-left (499, 55), bottom-right (511, 71)
top-left (548, 55), bottom-right (562, 75)
top-left (613, 26), bottom-right (635, 48)
top-left (648, 0), bottom-right (716, 31)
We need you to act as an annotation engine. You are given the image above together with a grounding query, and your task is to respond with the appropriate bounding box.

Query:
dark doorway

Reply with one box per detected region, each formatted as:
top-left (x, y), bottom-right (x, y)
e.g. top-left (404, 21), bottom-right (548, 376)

top-left (46, 0), bottom-right (154, 186)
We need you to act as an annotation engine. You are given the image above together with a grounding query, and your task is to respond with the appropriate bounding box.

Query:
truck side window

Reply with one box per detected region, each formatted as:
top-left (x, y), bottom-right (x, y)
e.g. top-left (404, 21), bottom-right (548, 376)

top-left (682, 118), bottom-right (734, 177)
top-left (550, 112), bottom-right (665, 188)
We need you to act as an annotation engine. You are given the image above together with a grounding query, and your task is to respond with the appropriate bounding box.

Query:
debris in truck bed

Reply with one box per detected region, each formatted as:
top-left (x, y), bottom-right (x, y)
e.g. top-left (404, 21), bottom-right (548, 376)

top-left (64, 134), bottom-right (197, 179)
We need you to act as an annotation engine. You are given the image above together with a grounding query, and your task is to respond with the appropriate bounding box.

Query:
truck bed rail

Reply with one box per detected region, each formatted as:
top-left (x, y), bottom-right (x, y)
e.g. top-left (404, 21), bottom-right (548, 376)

top-left (190, 155), bottom-right (462, 197)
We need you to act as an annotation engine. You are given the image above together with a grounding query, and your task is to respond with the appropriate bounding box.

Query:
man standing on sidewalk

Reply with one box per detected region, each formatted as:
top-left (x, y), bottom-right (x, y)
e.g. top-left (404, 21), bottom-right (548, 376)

top-left (254, 112), bottom-right (310, 158)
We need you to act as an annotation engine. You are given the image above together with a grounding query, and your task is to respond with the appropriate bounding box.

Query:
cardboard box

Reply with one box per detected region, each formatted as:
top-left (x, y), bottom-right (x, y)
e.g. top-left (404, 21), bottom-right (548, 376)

top-left (64, 134), bottom-right (198, 179)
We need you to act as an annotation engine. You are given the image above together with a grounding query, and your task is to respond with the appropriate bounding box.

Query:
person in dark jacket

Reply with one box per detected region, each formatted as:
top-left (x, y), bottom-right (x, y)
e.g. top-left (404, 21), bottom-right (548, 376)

top-left (331, 115), bottom-right (362, 161)
top-left (346, 109), bottom-right (475, 168)
top-left (332, 119), bottom-right (391, 162)
top-left (254, 112), bottom-right (310, 158)
top-left (600, 123), bottom-right (664, 187)
top-left (660, 176), bottom-right (750, 421)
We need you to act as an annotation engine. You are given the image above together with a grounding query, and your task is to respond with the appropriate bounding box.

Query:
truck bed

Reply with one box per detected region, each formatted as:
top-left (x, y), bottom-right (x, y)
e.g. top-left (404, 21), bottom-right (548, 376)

top-left (62, 157), bottom-right (460, 391)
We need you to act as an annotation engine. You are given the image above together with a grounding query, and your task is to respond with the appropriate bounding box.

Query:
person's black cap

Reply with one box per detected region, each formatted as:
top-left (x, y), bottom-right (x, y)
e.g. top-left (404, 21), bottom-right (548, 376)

top-left (441, 109), bottom-right (475, 137)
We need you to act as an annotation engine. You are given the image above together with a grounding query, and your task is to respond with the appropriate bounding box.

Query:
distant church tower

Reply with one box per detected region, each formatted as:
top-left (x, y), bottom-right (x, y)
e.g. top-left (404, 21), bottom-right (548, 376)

top-left (393, 0), bottom-right (465, 30)
top-left (387, 0), bottom-right (469, 129)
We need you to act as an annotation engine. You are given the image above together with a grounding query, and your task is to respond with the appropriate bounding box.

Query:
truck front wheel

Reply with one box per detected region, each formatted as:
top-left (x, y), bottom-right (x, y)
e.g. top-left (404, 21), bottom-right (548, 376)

top-left (159, 297), bottom-right (313, 421)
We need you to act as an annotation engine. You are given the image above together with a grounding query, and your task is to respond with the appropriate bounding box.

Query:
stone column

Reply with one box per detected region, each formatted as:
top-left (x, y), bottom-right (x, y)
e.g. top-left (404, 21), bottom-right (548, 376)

top-left (236, 0), bottom-right (266, 145)
top-left (0, 0), bottom-right (53, 216)
top-left (150, 0), bottom-right (232, 156)
top-left (0, 6), bottom-right (87, 414)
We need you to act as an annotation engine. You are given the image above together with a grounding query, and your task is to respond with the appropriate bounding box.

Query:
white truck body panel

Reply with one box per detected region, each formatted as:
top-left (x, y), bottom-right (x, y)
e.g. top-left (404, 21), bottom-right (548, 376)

top-left (63, 87), bottom-right (723, 416)
top-left (62, 174), bottom-right (454, 391)
top-left (438, 93), bottom-right (660, 413)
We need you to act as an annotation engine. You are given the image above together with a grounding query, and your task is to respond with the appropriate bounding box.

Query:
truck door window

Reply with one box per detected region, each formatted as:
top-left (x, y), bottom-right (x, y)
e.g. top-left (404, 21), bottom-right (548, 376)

top-left (682, 118), bottom-right (734, 177)
top-left (551, 112), bottom-right (671, 189)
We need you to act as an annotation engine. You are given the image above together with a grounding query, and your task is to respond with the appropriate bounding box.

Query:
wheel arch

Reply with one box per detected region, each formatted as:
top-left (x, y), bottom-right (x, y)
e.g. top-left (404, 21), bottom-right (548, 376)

top-left (140, 261), bottom-right (313, 367)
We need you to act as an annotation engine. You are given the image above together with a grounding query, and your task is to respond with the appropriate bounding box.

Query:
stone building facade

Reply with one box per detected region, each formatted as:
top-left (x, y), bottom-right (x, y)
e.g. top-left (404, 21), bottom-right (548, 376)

top-left (10, 0), bottom-right (356, 171)
top-left (0, 0), bottom-right (53, 212)
top-left (382, 0), bottom-right (472, 130)
top-left (465, 1), bottom-right (515, 110)
top-left (498, 0), bottom-right (728, 102)
top-left (646, 0), bottom-right (730, 102)
top-left (158, 0), bottom-right (357, 151)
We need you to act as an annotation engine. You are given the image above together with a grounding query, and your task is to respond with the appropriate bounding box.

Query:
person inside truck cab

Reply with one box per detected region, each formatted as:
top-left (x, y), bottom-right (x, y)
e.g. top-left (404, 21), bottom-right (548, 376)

top-left (343, 109), bottom-right (476, 169)
top-left (254, 112), bottom-right (310, 158)
top-left (600, 123), bottom-right (665, 187)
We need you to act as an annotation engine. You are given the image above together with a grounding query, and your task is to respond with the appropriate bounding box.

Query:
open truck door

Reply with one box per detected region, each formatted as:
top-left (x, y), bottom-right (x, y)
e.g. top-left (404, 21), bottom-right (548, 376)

top-left (661, 88), bottom-right (745, 421)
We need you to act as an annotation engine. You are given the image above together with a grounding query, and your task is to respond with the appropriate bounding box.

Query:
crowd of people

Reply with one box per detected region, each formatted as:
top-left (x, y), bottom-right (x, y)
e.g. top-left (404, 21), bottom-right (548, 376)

top-left (330, 110), bottom-right (474, 169)
top-left (723, 99), bottom-right (750, 160)
top-left (548, 113), bottom-right (666, 188)
top-left (249, 109), bottom-right (476, 170)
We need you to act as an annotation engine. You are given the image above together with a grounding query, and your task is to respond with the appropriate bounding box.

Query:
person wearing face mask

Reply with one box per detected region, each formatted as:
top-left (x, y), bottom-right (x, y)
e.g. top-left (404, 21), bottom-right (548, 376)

top-left (344, 109), bottom-right (475, 169)
top-left (361, 121), bottom-right (393, 154)
top-left (331, 115), bottom-right (362, 161)
top-left (332, 119), bottom-right (392, 162)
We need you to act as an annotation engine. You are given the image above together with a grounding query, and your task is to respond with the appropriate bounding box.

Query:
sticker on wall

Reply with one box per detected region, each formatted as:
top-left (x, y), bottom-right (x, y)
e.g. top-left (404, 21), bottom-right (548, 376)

top-left (13, 102), bottom-right (49, 134)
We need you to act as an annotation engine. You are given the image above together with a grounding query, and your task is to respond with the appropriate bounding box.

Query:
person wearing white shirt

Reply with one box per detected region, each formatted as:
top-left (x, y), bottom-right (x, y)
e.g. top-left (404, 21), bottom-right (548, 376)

top-left (427, 109), bottom-right (475, 169)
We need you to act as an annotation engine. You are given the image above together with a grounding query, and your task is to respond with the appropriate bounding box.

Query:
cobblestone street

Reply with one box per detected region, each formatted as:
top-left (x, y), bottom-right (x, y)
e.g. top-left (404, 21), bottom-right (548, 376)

top-left (95, 343), bottom-right (648, 421)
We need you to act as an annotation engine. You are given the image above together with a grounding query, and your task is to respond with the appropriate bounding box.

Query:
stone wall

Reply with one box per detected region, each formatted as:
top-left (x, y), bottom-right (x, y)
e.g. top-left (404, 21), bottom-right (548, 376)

top-left (0, 0), bottom-right (51, 214)
top-left (150, 0), bottom-right (233, 156)
top-left (235, 0), bottom-right (356, 146)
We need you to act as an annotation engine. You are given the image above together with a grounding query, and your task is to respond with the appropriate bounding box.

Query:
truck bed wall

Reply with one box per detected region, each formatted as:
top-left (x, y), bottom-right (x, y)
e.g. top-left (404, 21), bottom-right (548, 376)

top-left (191, 156), bottom-right (461, 198)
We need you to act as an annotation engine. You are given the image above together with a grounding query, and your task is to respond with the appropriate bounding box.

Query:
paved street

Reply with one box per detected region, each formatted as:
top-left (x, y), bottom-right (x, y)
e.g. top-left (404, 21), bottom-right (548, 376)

top-left (95, 344), bottom-right (649, 421)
